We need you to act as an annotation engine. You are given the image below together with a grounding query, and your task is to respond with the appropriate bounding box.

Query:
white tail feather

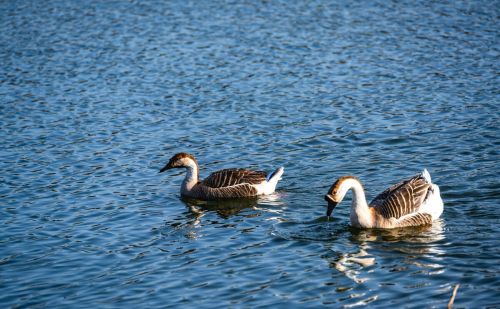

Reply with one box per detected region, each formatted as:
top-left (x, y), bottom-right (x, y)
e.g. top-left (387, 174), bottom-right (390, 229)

top-left (267, 167), bottom-right (284, 183)
top-left (422, 169), bottom-right (432, 183)
top-left (256, 167), bottom-right (284, 195)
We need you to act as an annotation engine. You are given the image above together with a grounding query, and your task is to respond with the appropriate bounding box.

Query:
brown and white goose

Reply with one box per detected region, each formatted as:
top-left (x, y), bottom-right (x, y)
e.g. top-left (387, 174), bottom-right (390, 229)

top-left (159, 152), bottom-right (284, 200)
top-left (324, 169), bottom-right (443, 229)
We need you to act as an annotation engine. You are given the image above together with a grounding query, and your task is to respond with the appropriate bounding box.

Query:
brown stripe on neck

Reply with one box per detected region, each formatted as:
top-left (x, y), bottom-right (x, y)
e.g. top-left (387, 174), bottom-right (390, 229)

top-left (172, 152), bottom-right (197, 162)
top-left (328, 175), bottom-right (362, 194)
top-left (169, 152), bottom-right (200, 176)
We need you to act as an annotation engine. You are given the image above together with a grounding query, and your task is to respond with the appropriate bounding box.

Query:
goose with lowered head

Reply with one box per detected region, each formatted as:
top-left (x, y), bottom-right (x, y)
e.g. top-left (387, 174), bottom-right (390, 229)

top-left (324, 169), bottom-right (443, 229)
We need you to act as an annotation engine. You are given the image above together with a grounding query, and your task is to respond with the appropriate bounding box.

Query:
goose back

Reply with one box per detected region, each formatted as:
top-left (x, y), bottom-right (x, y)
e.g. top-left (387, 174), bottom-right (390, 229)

top-left (370, 174), bottom-right (431, 219)
top-left (202, 169), bottom-right (267, 188)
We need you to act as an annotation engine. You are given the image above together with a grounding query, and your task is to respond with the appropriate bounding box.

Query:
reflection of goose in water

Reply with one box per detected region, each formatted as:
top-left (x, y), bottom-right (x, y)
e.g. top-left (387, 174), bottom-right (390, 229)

top-left (349, 219), bottom-right (445, 245)
top-left (165, 193), bottom-right (286, 240)
top-left (162, 209), bottom-right (205, 240)
top-left (332, 242), bottom-right (375, 284)
top-left (162, 197), bottom-right (263, 240)
top-left (159, 152), bottom-right (284, 200)
top-left (181, 196), bottom-right (260, 219)
top-left (325, 169), bottom-right (443, 228)
top-left (327, 221), bottom-right (445, 285)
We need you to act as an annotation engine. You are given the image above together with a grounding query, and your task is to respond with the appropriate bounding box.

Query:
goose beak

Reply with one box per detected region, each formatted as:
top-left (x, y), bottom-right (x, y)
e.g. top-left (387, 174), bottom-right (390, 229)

top-left (324, 194), bottom-right (338, 218)
top-left (159, 162), bottom-right (173, 173)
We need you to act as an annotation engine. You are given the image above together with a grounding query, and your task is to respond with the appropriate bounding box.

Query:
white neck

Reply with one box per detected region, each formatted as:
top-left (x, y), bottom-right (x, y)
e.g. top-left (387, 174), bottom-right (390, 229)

top-left (339, 178), bottom-right (372, 228)
top-left (181, 159), bottom-right (199, 195)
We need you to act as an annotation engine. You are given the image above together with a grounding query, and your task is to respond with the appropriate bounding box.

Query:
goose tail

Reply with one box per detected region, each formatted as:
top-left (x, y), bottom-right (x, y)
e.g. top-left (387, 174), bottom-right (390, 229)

top-left (266, 166), bottom-right (284, 183)
top-left (255, 167), bottom-right (284, 195)
top-left (422, 168), bottom-right (432, 183)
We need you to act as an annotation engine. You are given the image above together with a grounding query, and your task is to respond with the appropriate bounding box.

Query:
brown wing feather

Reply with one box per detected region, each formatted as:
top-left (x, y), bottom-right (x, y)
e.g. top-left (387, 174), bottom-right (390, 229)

top-left (370, 179), bottom-right (408, 208)
top-left (396, 213), bottom-right (433, 227)
top-left (371, 174), bottom-right (431, 219)
top-left (201, 169), bottom-right (267, 188)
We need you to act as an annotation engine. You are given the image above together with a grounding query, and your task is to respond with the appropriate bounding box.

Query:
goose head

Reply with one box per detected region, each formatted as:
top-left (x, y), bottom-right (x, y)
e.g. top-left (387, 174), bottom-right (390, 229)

top-left (159, 152), bottom-right (198, 172)
top-left (324, 176), bottom-right (361, 217)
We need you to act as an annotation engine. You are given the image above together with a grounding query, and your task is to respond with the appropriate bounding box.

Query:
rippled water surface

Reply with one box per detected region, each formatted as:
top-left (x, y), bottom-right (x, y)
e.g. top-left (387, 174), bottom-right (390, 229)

top-left (1, 1), bottom-right (499, 308)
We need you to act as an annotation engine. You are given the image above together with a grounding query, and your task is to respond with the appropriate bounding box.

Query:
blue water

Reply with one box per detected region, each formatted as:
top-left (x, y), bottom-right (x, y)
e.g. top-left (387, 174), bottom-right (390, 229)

top-left (1, 0), bottom-right (499, 308)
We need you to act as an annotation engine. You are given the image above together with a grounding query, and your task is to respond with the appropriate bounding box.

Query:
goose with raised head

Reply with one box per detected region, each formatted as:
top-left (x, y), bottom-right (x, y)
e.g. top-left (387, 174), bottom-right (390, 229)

top-left (159, 152), bottom-right (284, 200)
top-left (324, 169), bottom-right (443, 229)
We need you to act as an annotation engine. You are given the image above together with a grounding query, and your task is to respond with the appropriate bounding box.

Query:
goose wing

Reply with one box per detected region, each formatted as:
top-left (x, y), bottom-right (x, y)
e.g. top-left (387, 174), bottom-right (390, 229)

top-left (395, 213), bottom-right (433, 227)
top-left (370, 174), bottom-right (431, 219)
top-left (202, 169), bottom-right (267, 188)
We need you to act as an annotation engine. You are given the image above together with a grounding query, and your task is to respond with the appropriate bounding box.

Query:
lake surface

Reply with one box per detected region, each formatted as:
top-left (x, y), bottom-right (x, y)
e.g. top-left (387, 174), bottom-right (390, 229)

top-left (1, 0), bottom-right (499, 307)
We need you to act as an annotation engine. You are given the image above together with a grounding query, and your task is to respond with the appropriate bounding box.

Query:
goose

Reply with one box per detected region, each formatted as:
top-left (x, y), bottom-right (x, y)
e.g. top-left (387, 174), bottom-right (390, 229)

top-left (324, 169), bottom-right (443, 228)
top-left (159, 152), bottom-right (284, 200)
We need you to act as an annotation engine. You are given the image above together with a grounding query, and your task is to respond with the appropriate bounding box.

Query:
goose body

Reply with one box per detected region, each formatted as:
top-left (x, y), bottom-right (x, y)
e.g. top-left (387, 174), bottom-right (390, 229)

top-left (324, 169), bottom-right (443, 229)
top-left (159, 152), bottom-right (284, 200)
